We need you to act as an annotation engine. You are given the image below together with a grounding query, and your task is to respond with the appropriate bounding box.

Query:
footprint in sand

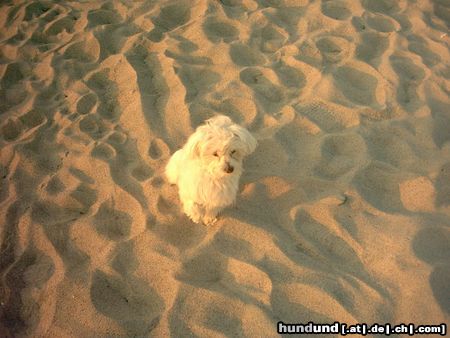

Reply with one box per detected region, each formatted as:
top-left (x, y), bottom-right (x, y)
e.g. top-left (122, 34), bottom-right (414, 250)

top-left (294, 209), bottom-right (390, 315)
top-left (263, 6), bottom-right (304, 42)
top-left (431, 0), bottom-right (450, 28)
top-left (108, 130), bottom-right (127, 144)
top-left (316, 35), bottom-right (352, 66)
top-left (26, 29), bottom-right (52, 52)
top-left (24, 1), bottom-right (52, 21)
top-left (333, 199), bottom-right (360, 242)
top-left (407, 35), bottom-right (441, 68)
top-left (2, 62), bottom-right (31, 87)
top-left (218, 0), bottom-right (248, 19)
top-left (165, 49), bottom-right (212, 66)
top-left (292, 208), bottom-right (384, 300)
top-left (126, 46), bottom-right (170, 133)
top-left (413, 226), bottom-right (450, 266)
top-left (79, 115), bottom-right (109, 140)
top-left (4, 4), bottom-right (22, 27)
top-left (92, 142), bottom-right (116, 161)
top-left (156, 195), bottom-right (177, 218)
top-left (87, 6), bottom-right (123, 28)
top-left (333, 66), bottom-right (379, 107)
top-left (2, 246), bottom-right (55, 335)
top-left (31, 201), bottom-right (91, 281)
top-left (203, 17), bottom-right (239, 43)
top-left (356, 32), bottom-right (389, 68)
top-left (38, 6), bottom-right (61, 24)
top-left (321, 0), bottom-right (352, 21)
top-left (365, 13), bottom-right (398, 32)
top-left (250, 24), bottom-right (287, 53)
top-left (240, 67), bottom-right (285, 113)
top-left (95, 24), bottom-right (140, 61)
top-left (353, 161), bottom-right (406, 213)
top-left (90, 270), bottom-right (164, 336)
top-left (175, 65), bottom-right (221, 103)
top-left (362, 0), bottom-right (404, 15)
top-left (351, 16), bottom-right (368, 32)
top-left (93, 201), bottom-right (132, 241)
top-left (169, 286), bottom-right (254, 336)
top-left (1, 119), bottom-right (22, 142)
top-left (148, 2), bottom-right (191, 42)
top-left (46, 175), bottom-right (66, 195)
top-left (63, 41), bottom-right (99, 63)
top-left (177, 250), bottom-right (226, 285)
top-left (412, 224), bottom-right (450, 314)
top-left (19, 110), bottom-right (46, 129)
top-left (315, 133), bottom-right (366, 179)
top-left (176, 36), bottom-right (199, 53)
top-left (0, 62), bottom-right (30, 112)
top-left (150, 176), bottom-right (164, 188)
top-left (204, 302), bottom-right (250, 336)
top-left (76, 92), bottom-right (97, 115)
top-left (148, 138), bottom-right (170, 160)
top-left (45, 15), bottom-right (78, 35)
top-left (0, 165), bottom-right (9, 203)
top-left (212, 231), bottom-right (255, 261)
top-left (111, 240), bottom-right (139, 276)
top-left (70, 183), bottom-right (98, 210)
top-left (390, 56), bottom-right (426, 112)
top-left (20, 126), bottom-right (66, 175)
top-left (364, 125), bottom-right (417, 170)
top-left (296, 40), bottom-right (323, 68)
top-left (86, 69), bottom-right (117, 100)
top-left (429, 264), bottom-right (450, 315)
top-left (430, 97), bottom-right (450, 148)
top-left (131, 164), bottom-right (153, 182)
top-left (294, 101), bottom-right (359, 132)
top-left (273, 62), bottom-right (306, 90)
top-left (229, 43), bottom-right (266, 67)
top-left (297, 33), bottom-right (353, 69)
top-left (86, 70), bottom-right (121, 120)
top-left (435, 162), bottom-right (450, 208)
top-left (150, 209), bottom-right (207, 249)
top-left (97, 132), bottom-right (151, 210)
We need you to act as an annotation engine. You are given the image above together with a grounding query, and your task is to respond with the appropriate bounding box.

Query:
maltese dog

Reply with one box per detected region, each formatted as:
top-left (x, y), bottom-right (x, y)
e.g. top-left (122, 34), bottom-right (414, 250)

top-left (166, 115), bottom-right (257, 225)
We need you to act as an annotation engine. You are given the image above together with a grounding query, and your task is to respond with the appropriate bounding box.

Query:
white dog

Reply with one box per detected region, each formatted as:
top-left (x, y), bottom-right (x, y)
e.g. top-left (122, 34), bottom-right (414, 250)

top-left (165, 115), bottom-right (257, 225)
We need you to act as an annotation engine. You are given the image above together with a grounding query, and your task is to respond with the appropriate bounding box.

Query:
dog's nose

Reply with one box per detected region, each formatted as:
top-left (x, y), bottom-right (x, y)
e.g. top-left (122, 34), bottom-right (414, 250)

top-left (225, 164), bottom-right (234, 173)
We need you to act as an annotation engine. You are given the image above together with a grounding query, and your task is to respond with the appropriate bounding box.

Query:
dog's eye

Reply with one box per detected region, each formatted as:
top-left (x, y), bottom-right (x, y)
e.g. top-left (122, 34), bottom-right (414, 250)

top-left (213, 151), bottom-right (219, 157)
top-left (231, 150), bottom-right (236, 155)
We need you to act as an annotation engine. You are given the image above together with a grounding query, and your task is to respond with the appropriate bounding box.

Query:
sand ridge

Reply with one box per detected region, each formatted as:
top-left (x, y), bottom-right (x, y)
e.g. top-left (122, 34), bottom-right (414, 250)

top-left (0, 0), bottom-right (449, 336)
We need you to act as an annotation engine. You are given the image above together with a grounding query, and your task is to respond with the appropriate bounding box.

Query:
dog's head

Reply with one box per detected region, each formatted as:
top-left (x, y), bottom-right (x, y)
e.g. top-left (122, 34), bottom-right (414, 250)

top-left (184, 115), bottom-right (257, 177)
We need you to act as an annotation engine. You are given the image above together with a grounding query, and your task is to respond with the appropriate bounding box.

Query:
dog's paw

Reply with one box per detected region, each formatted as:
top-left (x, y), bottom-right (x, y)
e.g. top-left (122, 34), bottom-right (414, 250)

top-left (203, 215), bottom-right (218, 226)
top-left (187, 213), bottom-right (202, 224)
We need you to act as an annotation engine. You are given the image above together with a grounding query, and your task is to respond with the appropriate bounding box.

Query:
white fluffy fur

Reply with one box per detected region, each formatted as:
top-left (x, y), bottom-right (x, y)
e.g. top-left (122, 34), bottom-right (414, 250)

top-left (166, 115), bottom-right (257, 225)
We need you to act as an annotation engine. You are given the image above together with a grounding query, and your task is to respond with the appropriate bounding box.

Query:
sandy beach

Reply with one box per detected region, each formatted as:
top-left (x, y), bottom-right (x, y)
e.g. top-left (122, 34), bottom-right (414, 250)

top-left (0, 0), bottom-right (449, 336)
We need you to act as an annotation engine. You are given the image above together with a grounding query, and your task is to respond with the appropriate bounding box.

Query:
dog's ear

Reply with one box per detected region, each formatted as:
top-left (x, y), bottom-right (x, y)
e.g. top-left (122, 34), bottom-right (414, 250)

top-left (230, 125), bottom-right (257, 156)
top-left (183, 132), bottom-right (203, 159)
top-left (207, 115), bottom-right (233, 128)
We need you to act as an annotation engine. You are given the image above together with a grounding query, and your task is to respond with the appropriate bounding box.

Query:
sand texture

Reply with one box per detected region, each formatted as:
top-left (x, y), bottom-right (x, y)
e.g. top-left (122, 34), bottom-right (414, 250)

top-left (0, 0), bottom-right (449, 337)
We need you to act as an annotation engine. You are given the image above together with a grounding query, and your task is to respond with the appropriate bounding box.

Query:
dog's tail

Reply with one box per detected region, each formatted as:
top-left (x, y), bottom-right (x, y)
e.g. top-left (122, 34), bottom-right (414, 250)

top-left (165, 149), bottom-right (182, 184)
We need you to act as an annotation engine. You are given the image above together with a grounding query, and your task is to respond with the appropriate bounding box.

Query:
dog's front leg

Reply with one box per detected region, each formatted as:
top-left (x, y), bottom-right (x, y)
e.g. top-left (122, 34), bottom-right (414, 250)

top-left (183, 200), bottom-right (203, 224)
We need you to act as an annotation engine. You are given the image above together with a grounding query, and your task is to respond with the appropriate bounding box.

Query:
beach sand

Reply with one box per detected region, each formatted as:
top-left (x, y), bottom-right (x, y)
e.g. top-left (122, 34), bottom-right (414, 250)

top-left (0, 0), bottom-right (449, 336)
